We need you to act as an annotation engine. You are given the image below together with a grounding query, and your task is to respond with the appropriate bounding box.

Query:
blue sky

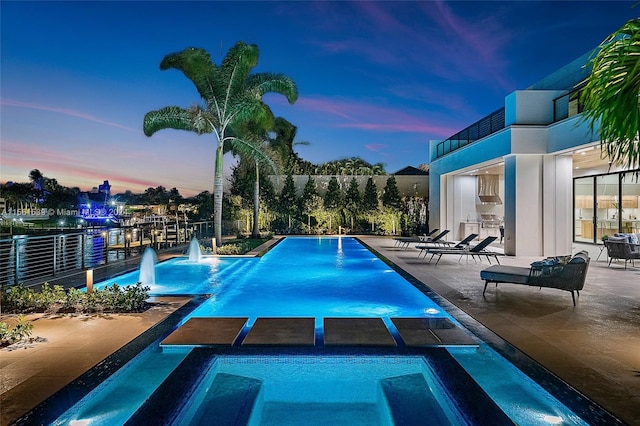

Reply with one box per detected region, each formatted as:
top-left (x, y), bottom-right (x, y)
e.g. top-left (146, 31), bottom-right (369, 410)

top-left (1, 1), bottom-right (638, 197)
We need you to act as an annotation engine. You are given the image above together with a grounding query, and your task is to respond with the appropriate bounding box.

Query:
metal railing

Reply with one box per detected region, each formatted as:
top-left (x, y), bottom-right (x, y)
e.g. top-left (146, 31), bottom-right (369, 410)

top-left (435, 107), bottom-right (505, 159)
top-left (0, 232), bottom-right (108, 286)
top-left (0, 222), bottom-right (216, 287)
top-left (553, 86), bottom-right (584, 122)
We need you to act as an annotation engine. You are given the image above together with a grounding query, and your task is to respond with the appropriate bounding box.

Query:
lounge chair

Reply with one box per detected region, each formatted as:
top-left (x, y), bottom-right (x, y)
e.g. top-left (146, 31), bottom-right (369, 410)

top-left (425, 236), bottom-right (499, 264)
top-left (416, 233), bottom-right (478, 258)
top-left (393, 229), bottom-right (439, 249)
top-left (480, 251), bottom-right (589, 305)
top-left (414, 230), bottom-right (451, 255)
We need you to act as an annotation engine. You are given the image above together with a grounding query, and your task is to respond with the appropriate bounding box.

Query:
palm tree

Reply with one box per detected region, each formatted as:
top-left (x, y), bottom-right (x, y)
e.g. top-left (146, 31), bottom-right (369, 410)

top-left (581, 18), bottom-right (640, 172)
top-left (143, 41), bottom-right (298, 245)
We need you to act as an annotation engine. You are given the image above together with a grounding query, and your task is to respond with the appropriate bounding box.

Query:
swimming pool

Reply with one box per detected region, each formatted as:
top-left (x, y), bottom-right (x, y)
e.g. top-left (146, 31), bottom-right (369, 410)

top-left (49, 237), bottom-right (592, 425)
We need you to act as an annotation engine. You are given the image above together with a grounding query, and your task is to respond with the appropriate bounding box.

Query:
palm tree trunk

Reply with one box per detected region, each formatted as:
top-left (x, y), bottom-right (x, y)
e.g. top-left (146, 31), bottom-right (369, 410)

top-left (252, 162), bottom-right (260, 238)
top-left (213, 144), bottom-right (224, 247)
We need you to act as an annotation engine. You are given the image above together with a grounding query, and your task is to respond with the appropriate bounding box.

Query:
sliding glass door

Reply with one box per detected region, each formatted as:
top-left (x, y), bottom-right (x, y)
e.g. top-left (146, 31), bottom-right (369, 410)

top-left (574, 171), bottom-right (640, 244)
top-left (574, 177), bottom-right (595, 243)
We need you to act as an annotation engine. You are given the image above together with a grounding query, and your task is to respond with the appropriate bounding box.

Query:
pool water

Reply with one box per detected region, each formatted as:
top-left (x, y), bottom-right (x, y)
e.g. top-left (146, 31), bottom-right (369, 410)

top-left (53, 237), bottom-right (589, 425)
top-left (191, 237), bottom-right (447, 326)
top-left (94, 256), bottom-right (251, 295)
top-left (178, 355), bottom-right (465, 426)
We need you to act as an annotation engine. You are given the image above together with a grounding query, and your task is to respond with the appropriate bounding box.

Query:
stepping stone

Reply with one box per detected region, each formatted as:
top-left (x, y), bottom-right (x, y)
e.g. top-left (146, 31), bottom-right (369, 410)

top-left (391, 317), bottom-right (477, 347)
top-left (430, 328), bottom-right (478, 346)
top-left (242, 317), bottom-right (315, 346)
top-left (323, 318), bottom-right (396, 346)
top-left (160, 317), bottom-right (248, 346)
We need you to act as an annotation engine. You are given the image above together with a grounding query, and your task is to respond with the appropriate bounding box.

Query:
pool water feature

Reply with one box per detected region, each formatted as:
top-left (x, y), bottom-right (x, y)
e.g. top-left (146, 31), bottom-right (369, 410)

top-left (188, 237), bottom-right (203, 262)
top-left (138, 247), bottom-right (157, 286)
top-left (94, 256), bottom-right (252, 296)
top-left (50, 237), bottom-right (595, 425)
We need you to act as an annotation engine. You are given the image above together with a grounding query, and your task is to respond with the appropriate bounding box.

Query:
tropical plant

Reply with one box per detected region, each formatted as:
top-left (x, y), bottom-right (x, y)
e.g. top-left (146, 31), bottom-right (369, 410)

top-left (143, 41), bottom-right (298, 245)
top-left (0, 315), bottom-right (33, 346)
top-left (580, 17), bottom-right (640, 173)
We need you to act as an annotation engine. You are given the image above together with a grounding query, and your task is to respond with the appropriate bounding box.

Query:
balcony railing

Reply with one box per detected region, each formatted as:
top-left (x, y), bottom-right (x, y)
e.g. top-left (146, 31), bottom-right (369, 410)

top-left (553, 85), bottom-right (584, 122)
top-left (435, 107), bottom-right (505, 159)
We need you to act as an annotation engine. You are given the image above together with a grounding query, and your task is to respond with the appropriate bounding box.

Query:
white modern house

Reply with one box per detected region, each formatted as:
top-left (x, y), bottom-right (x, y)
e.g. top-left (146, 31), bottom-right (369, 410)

top-left (429, 50), bottom-right (640, 256)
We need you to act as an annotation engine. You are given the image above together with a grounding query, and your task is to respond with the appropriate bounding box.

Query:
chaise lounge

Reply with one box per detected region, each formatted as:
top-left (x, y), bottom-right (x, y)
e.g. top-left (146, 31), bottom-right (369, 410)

top-left (480, 251), bottom-right (590, 305)
top-left (424, 236), bottom-right (499, 264)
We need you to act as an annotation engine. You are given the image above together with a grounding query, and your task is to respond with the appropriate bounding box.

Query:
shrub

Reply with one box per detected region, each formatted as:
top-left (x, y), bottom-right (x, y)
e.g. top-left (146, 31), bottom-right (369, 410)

top-left (0, 282), bottom-right (151, 314)
top-left (217, 243), bottom-right (244, 255)
top-left (0, 315), bottom-right (34, 346)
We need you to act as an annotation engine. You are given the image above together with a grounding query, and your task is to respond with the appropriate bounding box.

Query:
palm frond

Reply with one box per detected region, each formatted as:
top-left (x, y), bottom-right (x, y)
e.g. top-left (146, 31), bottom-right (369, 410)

top-left (581, 17), bottom-right (640, 170)
top-left (229, 136), bottom-right (280, 175)
top-left (160, 48), bottom-right (219, 101)
top-left (220, 42), bottom-right (260, 103)
top-left (247, 73), bottom-right (299, 103)
top-left (143, 106), bottom-right (195, 136)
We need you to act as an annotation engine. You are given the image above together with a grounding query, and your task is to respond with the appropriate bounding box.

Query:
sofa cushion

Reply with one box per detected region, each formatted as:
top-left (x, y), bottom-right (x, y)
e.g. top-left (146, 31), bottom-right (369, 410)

top-left (629, 233), bottom-right (639, 245)
top-left (480, 265), bottom-right (531, 284)
top-left (608, 235), bottom-right (629, 243)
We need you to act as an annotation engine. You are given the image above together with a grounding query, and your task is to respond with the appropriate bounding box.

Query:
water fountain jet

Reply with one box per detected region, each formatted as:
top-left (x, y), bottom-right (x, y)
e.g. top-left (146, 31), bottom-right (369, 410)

top-left (138, 247), bottom-right (158, 285)
top-left (188, 237), bottom-right (203, 262)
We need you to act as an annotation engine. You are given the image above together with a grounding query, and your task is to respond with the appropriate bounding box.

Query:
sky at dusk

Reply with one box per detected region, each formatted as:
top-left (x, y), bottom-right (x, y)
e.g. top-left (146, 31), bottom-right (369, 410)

top-left (1, 1), bottom-right (638, 197)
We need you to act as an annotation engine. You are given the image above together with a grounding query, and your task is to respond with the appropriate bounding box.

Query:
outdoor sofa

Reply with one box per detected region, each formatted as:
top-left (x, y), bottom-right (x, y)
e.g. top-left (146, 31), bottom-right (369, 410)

top-left (604, 233), bottom-right (640, 269)
top-left (480, 251), bottom-right (590, 305)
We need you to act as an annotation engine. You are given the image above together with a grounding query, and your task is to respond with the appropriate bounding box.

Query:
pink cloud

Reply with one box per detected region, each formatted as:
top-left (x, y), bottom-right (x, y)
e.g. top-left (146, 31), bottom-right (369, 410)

top-left (295, 96), bottom-right (457, 136)
top-left (417, 1), bottom-right (513, 90)
top-left (365, 144), bottom-right (387, 152)
top-left (0, 98), bottom-right (142, 134)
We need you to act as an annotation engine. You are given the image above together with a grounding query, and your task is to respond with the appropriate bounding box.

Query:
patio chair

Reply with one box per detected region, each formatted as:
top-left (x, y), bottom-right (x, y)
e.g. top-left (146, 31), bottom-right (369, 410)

top-left (414, 230), bottom-right (450, 255)
top-left (417, 233), bottom-right (478, 258)
top-left (604, 236), bottom-right (640, 269)
top-left (393, 229), bottom-right (439, 249)
top-left (425, 236), bottom-right (500, 264)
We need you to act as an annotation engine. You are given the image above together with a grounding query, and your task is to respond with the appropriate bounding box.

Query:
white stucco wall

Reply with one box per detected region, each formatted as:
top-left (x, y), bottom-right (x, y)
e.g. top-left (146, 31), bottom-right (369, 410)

top-left (505, 90), bottom-right (565, 126)
top-left (543, 154), bottom-right (573, 255)
top-left (505, 154), bottom-right (544, 256)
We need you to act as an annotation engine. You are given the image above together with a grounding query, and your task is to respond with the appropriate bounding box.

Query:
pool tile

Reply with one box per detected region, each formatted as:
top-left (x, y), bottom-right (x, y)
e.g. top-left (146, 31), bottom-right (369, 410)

top-left (160, 317), bottom-right (248, 346)
top-left (242, 318), bottom-right (315, 346)
top-left (323, 318), bottom-right (396, 346)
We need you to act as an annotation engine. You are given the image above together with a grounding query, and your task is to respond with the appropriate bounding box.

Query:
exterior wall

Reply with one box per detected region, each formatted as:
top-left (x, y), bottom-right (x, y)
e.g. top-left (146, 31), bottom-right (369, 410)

top-left (505, 90), bottom-right (565, 126)
top-left (429, 129), bottom-right (512, 238)
top-left (428, 50), bottom-right (615, 257)
top-left (430, 80), bottom-right (599, 256)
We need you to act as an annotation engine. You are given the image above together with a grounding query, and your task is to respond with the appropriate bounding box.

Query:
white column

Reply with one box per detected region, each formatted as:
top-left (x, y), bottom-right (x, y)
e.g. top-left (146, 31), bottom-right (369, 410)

top-left (504, 154), bottom-right (543, 256)
top-left (542, 154), bottom-right (573, 256)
